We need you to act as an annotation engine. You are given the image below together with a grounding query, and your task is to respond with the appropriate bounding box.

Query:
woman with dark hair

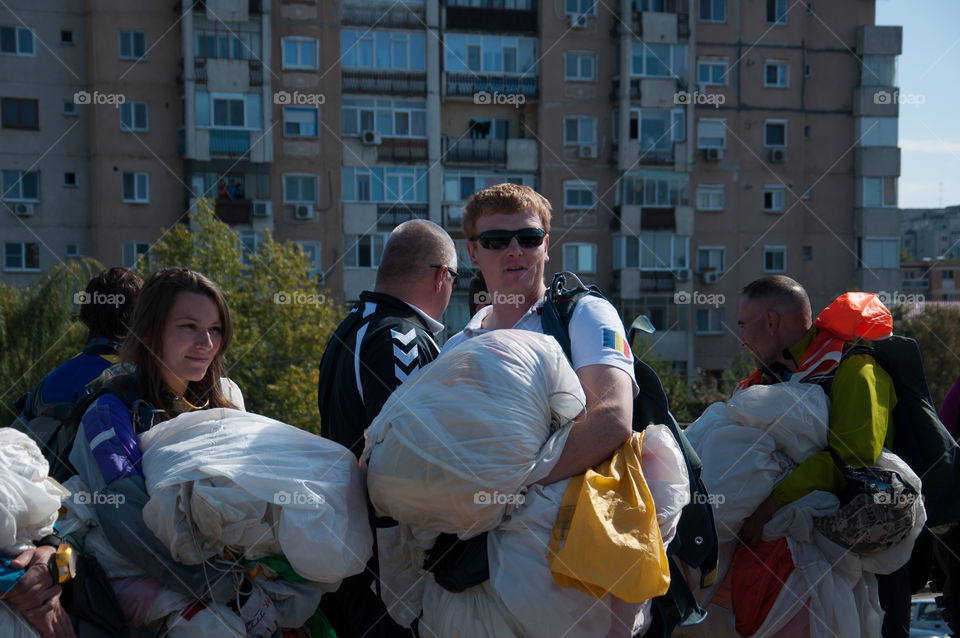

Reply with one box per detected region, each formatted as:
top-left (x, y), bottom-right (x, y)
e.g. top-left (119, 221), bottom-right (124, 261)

top-left (67, 268), bottom-right (246, 634)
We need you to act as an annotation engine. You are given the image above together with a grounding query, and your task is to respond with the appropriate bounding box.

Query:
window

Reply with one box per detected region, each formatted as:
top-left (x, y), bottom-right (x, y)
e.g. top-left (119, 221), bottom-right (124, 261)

top-left (1, 98), bottom-right (38, 130)
top-left (345, 234), bottom-right (388, 269)
top-left (122, 242), bottom-right (150, 268)
top-left (764, 61), bottom-right (789, 87)
top-left (619, 171), bottom-right (689, 207)
top-left (195, 92), bottom-right (263, 130)
top-left (764, 120), bottom-right (787, 147)
top-left (699, 0), bottom-right (725, 22)
top-left (856, 117), bottom-right (897, 147)
top-left (63, 100), bottom-right (77, 116)
top-left (444, 34), bottom-right (537, 75)
top-left (1, 170), bottom-right (40, 201)
top-left (344, 167), bottom-right (430, 202)
top-left (282, 37), bottom-right (318, 70)
top-left (696, 308), bottom-right (724, 335)
top-left (563, 117), bottom-right (597, 146)
top-left (861, 55), bottom-right (895, 86)
top-left (60, 30), bottom-right (73, 45)
top-left (195, 28), bottom-right (262, 60)
top-left (697, 246), bottom-right (725, 273)
top-left (697, 59), bottom-right (726, 86)
top-left (564, 181), bottom-right (596, 209)
top-left (763, 185), bottom-right (786, 212)
top-left (766, 0), bottom-right (787, 24)
top-left (65, 243), bottom-right (79, 258)
top-left (696, 184), bottom-right (724, 211)
top-left (860, 237), bottom-right (899, 269)
top-left (297, 241), bottom-right (322, 276)
top-left (0, 26), bottom-right (35, 56)
top-left (342, 30), bottom-right (426, 71)
top-left (4, 242), bottom-right (40, 271)
top-left (342, 98), bottom-right (426, 138)
top-left (630, 42), bottom-right (687, 78)
top-left (612, 233), bottom-right (689, 270)
top-left (802, 245), bottom-right (812, 260)
top-left (442, 170), bottom-right (534, 202)
top-left (944, 270), bottom-right (955, 281)
top-left (283, 107), bottom-right (317, 137)
top-left (862, 177), bottom-right (897, 208)
top-left (564, 52), bottom-right (595, 81)
top-left (614, 107), bottom-right (683, 148)
top-left (563, 243), bottom-right (597, 273)
top-left (763, 246), bottom-right (786, 272)
top-left (697, 118), bottom-right (726, 148)
top-left (120, 102), bottom-right (148, 132)
top-left (122, 172), bottom-right (149, 203)
top-left (63, 172), bottom-right (76, 187)
top-left (118, 30), bottom-right (146, 60)
top-left (565, 0), bottom-right (598, 16)
top-left (283, 175), bottom-right (317, 204)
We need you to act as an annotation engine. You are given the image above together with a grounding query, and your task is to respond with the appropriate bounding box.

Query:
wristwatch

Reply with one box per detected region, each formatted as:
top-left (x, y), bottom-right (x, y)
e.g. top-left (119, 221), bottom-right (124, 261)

top-left (47, 544), bottom-right (76, 584)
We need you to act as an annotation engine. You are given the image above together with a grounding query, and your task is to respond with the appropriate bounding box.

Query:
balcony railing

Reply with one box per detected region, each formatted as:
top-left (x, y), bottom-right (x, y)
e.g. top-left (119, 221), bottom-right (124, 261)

top-left (445, 72), bottom-right (538, 99)
top-left (210, 130), bottom-right (251, 155)
top-left (640, 271), bottom-right (677, 292)
top-left (195, 59), bottom-right (208, 84)
top-left (249, 60), bottom-right (263, 86)
top-left (442, 136), bottom-right (507, 164)
top-left (342, 2), bottom-right (425, 27)
top-left (446, 4), bottom-right (537, 32)
top-left (342, 70), bottom-right (427, 95)
top-left (637, 147), bottom-right (674, 165)
top-left (214, 198), bottom-right (252, 225)
top-left (377, 203), bottom-right (429, 228)
top-left (377, 138), bottom-right (428, 162)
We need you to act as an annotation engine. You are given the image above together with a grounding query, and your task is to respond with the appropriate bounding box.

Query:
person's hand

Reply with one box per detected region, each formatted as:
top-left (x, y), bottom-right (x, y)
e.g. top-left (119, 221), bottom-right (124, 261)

top-left (739, 497), bottom-right (779, 546)
top-left (1, 546), bottom-right (76, 638)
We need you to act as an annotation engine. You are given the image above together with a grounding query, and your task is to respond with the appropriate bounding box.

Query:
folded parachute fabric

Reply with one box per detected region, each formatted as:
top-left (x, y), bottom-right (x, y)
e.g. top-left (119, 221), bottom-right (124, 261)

top-left (549, 429), bottom-right (672, 603)
top-left (139, 408), bottom-right (372, 584)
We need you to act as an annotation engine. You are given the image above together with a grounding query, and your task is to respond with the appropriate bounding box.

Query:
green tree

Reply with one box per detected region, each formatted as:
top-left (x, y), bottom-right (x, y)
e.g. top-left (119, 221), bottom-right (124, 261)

top-left (142, 199), bottom-right (345, 432)
top-left (892, 304), bottom-right (960, 408)
top-left (0, 258), bottom-right (101, 422)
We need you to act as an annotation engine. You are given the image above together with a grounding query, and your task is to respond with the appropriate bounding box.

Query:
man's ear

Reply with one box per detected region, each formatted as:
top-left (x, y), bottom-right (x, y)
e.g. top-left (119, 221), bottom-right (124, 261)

top-left (764, 310), bottom-right (781, 335)
top-left (466, 239), bottom-right (481, 267)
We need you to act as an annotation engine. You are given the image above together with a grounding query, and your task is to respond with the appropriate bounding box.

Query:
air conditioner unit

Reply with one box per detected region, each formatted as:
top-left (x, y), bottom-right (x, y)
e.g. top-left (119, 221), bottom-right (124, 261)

top-left (579, 144), bottom-right (598, 159)
top-left (251, 200), bottom-right (272, 217)
top-left (769, 148), bottom-right (787, 162)
top-left (568, 13), bottom-right (588, 28)
top-left (295, 204), bottom-right (313, 219)
top-left (702, 271), bottom-right (719, 284)
top-left (361, 129), bottom-right (382, 145)
top-left (704, 148), bottom-right (723, 161)
top-left (675, 268), bottom-right (691, 281)
top-left (13, 203), bottom-right (35, 217)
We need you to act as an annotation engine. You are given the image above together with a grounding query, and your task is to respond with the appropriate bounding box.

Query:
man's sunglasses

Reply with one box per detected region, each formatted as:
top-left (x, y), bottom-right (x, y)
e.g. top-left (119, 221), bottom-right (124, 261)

top-left (471, 228), bottom-right (547, 250)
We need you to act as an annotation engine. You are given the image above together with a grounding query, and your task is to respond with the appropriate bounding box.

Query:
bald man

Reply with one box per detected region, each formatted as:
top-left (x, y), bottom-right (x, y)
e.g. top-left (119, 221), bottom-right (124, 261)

top-left (317, 219), bottom-right (457, 638)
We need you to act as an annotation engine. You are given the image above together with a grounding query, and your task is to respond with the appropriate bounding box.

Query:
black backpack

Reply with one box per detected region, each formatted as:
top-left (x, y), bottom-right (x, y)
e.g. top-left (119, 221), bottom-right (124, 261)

top-left (540, 272), bottom-right (719, 638)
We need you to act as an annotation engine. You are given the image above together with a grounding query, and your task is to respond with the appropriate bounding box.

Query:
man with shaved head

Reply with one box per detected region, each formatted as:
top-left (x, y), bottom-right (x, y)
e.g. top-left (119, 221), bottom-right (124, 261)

top-left (317, 219), bottom-right (457, 638)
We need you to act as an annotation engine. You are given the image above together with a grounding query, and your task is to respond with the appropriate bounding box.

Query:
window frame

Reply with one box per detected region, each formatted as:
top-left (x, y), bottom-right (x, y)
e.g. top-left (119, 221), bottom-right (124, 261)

top-left (695, 307), bottom-right (725, 335)
top-left (860, 237), bottom-right (899, 269)
top-left (118, 30), bottom-right (147, 60)
top-left (565, 0), bottom-right (598, 16)
top-left (0, 26), bottom-right (36, 57)
top-left (283, 106), bottom-right (318, 138)
top-left (697, 118), bottom-right (726, 149)
top-left (563, 180), bottom-right (597, 210)
top-left (763, 119), bottom-right (787, 148)
top-left (698, 0), bottom-right (726, 23)
top-left (1, 169), bottom-right (40, 201)
top-left (4, 241), bottom-right (40, 272)
top-left (283, 173), bottom-right (318, 205)
top-left (763, 245), bottom-right (787, 273)
top-left (862, 176), bottom-right (898, 208)
top-left (696, 184), bottom-right (725, 211)
top-left (121, 172), bottom-right (150, 203)
top-left (120, 101), bottom-right (149, 132)
top-left (344, 233), bottom-right (389, 270)
top-left (1, 97), bottom-right (39, 130)
top-left (763, 185), bottom-right (786, 212)
top-left (281, 36), bottom-right (319, 70)
top-left (763, 60), bottom-right (790, 88)
top-left (697, 59), bottom-right (727, 86)
top-left (562, 242), bottom-right (598, 274)
top-left (564, 51), bottom-right (596, 81)
top-left (563, 116), bottom-right (597, 146)
top-left (122, 241), bottom-right (151, 269)
top-left (297, 241), bottom-right (322, 276)
top-left (696, 246), bottom-right (726, 273)
top-left (766, 0), bottom-right (788, 25)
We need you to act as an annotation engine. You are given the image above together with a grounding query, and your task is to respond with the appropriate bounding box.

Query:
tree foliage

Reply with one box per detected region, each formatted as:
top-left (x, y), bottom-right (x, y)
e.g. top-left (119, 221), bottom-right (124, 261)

top-left (892, 304), bottom-right (960, 408)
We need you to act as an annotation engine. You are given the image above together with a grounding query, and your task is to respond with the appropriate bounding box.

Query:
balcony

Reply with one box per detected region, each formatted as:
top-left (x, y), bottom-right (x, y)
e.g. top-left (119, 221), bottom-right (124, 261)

top-left (342, 70), bottom-right (427, 96)
top-left (446, 3), bottom-right (537, 33)
top-left (210, 130), bottom-right (251, 155)
top-left (195, 59), bottom-right (208, 84)
top-left (249, 60), bottom-right (263, 86)
top-left (442, 136), bottom-right (507, 165)
top-left (342, 2), bottom-right (425, 28)
top-left (445, 72), bottom-right (537, 99)
top-left (378, 138), bottom-right (428, 163)
top-left (377, 203), bottom-right (428, 229)
top-left (214, 198), bottom-right (252, 225)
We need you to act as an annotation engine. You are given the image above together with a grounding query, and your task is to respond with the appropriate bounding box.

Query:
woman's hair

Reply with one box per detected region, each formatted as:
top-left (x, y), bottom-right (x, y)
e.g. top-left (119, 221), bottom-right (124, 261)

top-left (119, 267), bottom-right (236, 413)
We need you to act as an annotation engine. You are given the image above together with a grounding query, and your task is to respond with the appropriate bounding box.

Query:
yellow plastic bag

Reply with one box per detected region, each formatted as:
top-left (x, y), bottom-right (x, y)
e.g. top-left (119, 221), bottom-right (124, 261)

top-left (548, 431), bottom-right (670, 603)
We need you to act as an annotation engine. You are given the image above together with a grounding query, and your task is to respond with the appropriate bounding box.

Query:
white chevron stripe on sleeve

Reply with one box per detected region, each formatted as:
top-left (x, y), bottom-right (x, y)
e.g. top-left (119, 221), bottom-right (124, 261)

top-left (390, 328), bottom-right (417, 346)
top-left (394, 343), bottom-right (419, 366)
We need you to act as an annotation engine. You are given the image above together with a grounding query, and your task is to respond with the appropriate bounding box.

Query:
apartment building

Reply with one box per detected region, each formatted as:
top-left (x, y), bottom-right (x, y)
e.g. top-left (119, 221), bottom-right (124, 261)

top-left (0, 0), bottom-right (902, 376)
top-left (902, 205), bottom-right (960, 261)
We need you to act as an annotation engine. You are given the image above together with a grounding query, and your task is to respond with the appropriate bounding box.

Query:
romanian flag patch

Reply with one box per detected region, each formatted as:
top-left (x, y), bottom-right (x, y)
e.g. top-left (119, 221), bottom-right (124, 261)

top-left (602, 328), bottom-right (633, 360)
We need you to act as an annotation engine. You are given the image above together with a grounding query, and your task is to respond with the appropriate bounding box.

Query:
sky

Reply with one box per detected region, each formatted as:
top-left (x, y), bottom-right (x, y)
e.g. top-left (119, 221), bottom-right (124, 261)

top-left (876, 0), bottom-right (960, 209)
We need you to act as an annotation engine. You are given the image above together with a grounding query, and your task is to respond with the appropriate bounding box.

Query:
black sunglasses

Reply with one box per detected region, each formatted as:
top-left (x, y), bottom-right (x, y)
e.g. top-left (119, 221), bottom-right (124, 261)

top-left (429, 264), bottom-right (461, 280)
top-left (471, 228), bottom-right (547, 250)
